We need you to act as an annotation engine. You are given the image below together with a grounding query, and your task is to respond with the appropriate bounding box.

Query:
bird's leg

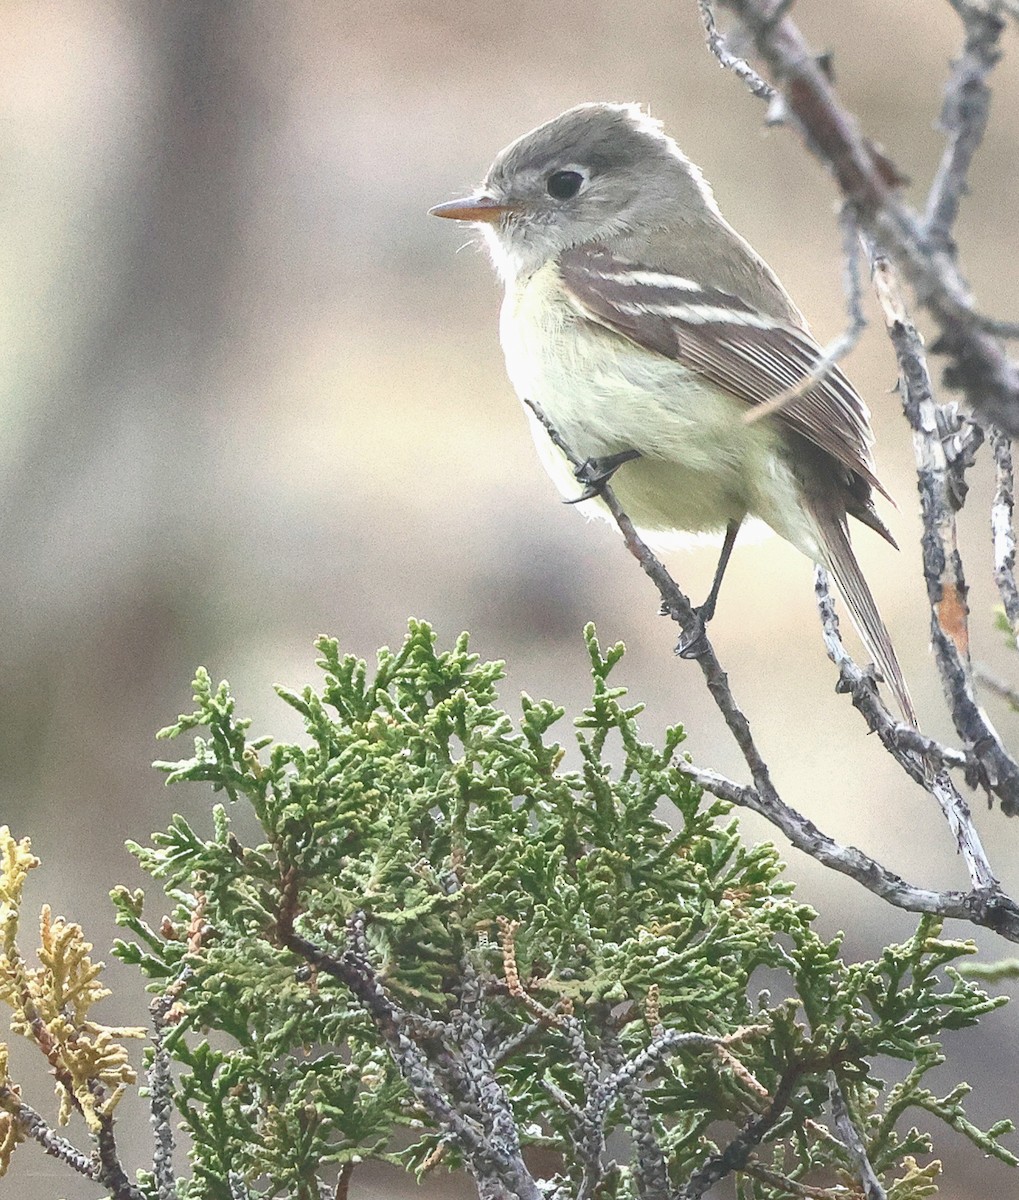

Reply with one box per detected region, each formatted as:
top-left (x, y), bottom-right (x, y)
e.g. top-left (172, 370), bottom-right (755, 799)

top-left (698, 518), bottom-right (741, 624)
top-left (675, 519), bottom-right (742, 659)
top-left (565, 449), bottom-right (642, 504)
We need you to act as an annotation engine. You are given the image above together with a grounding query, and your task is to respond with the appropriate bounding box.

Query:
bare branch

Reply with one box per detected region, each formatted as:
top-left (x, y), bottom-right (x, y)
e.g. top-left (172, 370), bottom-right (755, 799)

top-left (696, 0), bottom-right (776, 101)
top-left (871, 254), bottom-right (1019, 814)
top-left (829, 1074), bottom-right (886, 1200)
top-left (679, 757), bottom-right (1019, 933)
top-left (810, 575), bottom-right (968, 774)
top-left (815, 570), bottom-right (999, 892)
top-left (713, 0), bottom-right (1019, 435)
top-left (924, 0), bottom-right (1003, 253)
top-left (974, 313), bottom-right (1019, 339)
top-left (990, 427), bottom-right (1019, 642)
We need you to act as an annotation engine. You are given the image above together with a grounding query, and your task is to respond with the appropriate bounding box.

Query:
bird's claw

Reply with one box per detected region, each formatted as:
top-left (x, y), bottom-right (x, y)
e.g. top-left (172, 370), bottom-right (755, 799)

top-left (674, 609), bottom-right (711, 659)
top-left (564, 450), bottom-right (641, 504)
top-left (564, 480), bottom-right (604, 504)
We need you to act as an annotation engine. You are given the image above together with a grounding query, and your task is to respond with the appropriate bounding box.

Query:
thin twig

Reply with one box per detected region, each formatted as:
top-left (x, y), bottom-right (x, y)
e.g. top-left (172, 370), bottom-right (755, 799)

top-left (679, 1064), bottom-right (804, 1199)
top-left (741, 323), bottom-right (858, 426)
top-left (815, 570), bottom-right (999, 893)
top-left (924, 0), bottom-right (1003, 254)
top-left (872, 254), bottom-right (1019, 815)
top-left (696, 0), bottom-right (776, 100)
top-left (829, 1074), bottom-right (886, 1200)
top-left (974, 313), bottom-right (1019, 339)
top-left (713, 0), bottom-right (1019, 436)
top-left (974, 664), bottom-right (1019, 708)
top-left (744, 1161), bottom-right (853, 1198)
top-left (990, 427), bottom-right (1019, 643)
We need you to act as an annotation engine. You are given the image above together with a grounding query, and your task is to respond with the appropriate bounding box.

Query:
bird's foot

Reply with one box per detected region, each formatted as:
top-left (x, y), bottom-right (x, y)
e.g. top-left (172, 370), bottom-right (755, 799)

top-left (674, 606), bottom-right (713, 659)
top-left (673, 519), bottom-right (739, 656)
top-left (565, 449), bottom-right (641, 504)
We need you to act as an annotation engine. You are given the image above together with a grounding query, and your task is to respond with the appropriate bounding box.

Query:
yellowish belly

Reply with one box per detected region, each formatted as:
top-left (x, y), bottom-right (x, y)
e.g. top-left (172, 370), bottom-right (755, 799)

top-left (504, 265), bottom-right (822, 559)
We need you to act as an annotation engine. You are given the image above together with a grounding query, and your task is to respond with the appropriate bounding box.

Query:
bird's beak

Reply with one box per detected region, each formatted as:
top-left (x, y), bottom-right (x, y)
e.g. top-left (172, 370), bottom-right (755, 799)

top-left (428, 193), bottom-right (518, 223)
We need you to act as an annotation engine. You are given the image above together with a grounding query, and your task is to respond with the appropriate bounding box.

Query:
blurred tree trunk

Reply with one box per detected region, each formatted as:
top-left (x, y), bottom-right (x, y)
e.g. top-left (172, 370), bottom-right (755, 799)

top-left (0, 0), bottom-right (260, 815)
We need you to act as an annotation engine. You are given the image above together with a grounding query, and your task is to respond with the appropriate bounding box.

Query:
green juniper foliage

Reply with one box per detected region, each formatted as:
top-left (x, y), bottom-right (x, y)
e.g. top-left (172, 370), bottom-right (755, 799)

top-left (106, 622), bottom-right (1014, 1198)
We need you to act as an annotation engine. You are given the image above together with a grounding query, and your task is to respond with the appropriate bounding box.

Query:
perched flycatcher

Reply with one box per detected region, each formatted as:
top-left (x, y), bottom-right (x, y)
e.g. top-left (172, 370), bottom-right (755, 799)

top-left (430, 102), bottom-right (915, 726)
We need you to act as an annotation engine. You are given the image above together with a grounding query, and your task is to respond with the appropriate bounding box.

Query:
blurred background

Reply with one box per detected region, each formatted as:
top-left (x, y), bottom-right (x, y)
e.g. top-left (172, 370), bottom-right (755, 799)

top-left (2, 1), bottom-right (1017, 1195)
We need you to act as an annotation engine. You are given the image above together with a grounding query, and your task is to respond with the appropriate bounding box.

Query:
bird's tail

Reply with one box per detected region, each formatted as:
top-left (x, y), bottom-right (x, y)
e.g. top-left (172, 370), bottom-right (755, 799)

top-left (812, 505), bottom-right (918, 728)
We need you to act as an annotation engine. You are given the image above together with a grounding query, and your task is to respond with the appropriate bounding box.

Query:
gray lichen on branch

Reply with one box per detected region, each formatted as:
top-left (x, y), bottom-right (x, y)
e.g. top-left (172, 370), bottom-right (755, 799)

top-left (708, 0), bottom-right (1019, 436)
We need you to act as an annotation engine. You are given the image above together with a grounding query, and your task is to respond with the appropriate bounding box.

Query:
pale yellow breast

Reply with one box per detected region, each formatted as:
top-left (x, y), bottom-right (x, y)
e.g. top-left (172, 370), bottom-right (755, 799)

top-left (500, 261), bottom-right (821, 559)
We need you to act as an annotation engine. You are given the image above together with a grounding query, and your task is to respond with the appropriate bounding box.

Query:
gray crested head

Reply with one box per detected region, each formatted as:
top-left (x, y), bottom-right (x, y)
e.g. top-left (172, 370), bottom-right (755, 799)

top-left (470, 103), bottom-right (719, 281)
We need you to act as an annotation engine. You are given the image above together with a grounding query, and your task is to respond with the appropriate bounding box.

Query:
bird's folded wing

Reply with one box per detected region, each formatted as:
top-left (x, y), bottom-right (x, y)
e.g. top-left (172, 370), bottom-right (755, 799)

top-left (558, 244), bottom-right (889, 501)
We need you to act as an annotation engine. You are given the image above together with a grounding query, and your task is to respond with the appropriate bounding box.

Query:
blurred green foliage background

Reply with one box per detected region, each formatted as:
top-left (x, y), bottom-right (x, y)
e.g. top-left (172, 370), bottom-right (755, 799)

top-left (1, 2), bottom-right (1017, 1196)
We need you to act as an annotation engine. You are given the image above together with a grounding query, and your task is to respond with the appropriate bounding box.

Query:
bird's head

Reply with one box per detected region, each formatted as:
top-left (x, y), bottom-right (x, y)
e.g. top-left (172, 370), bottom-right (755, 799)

top-left (429, 102), bottom-right (715, 281)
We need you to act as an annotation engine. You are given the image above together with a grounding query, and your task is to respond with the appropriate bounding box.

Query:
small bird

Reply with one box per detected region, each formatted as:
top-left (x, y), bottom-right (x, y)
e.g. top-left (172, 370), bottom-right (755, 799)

top-left (430, 102), bottom-right (915, 726)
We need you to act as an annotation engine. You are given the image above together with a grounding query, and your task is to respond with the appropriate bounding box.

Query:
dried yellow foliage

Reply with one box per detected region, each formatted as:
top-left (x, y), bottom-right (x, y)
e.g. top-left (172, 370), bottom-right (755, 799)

top-left (0, 827), bottom-right (39, 963)
top-left (0, 827), bottom-right (145, 1138)
top-left (0, 1043), bottom-right (25, 1176)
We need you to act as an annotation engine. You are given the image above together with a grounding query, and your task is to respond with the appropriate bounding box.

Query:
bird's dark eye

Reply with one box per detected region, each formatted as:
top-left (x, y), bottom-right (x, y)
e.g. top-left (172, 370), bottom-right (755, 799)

top-left (546, 170), bottom-right (584, 200)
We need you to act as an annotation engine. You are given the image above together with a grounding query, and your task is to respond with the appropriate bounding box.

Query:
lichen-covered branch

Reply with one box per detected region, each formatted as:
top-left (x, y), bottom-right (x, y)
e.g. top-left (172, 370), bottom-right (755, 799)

top-left (279, 912), bottom-right (545, 1200)
top-left (990, 427), bottom-right (1019, 642)
top-left (815, 569), bottom-right (1000, 892)
top-left (0, 1092), bottom-right (98, 1182)
top-left (696, 0), bottom-right (776, 100)
top-left (710, 0), bottom-right (1019, 435)
top-left (149, 980), bottom-right (187, 1200)
top-left (871, 254), bottom-right (1019, 814)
